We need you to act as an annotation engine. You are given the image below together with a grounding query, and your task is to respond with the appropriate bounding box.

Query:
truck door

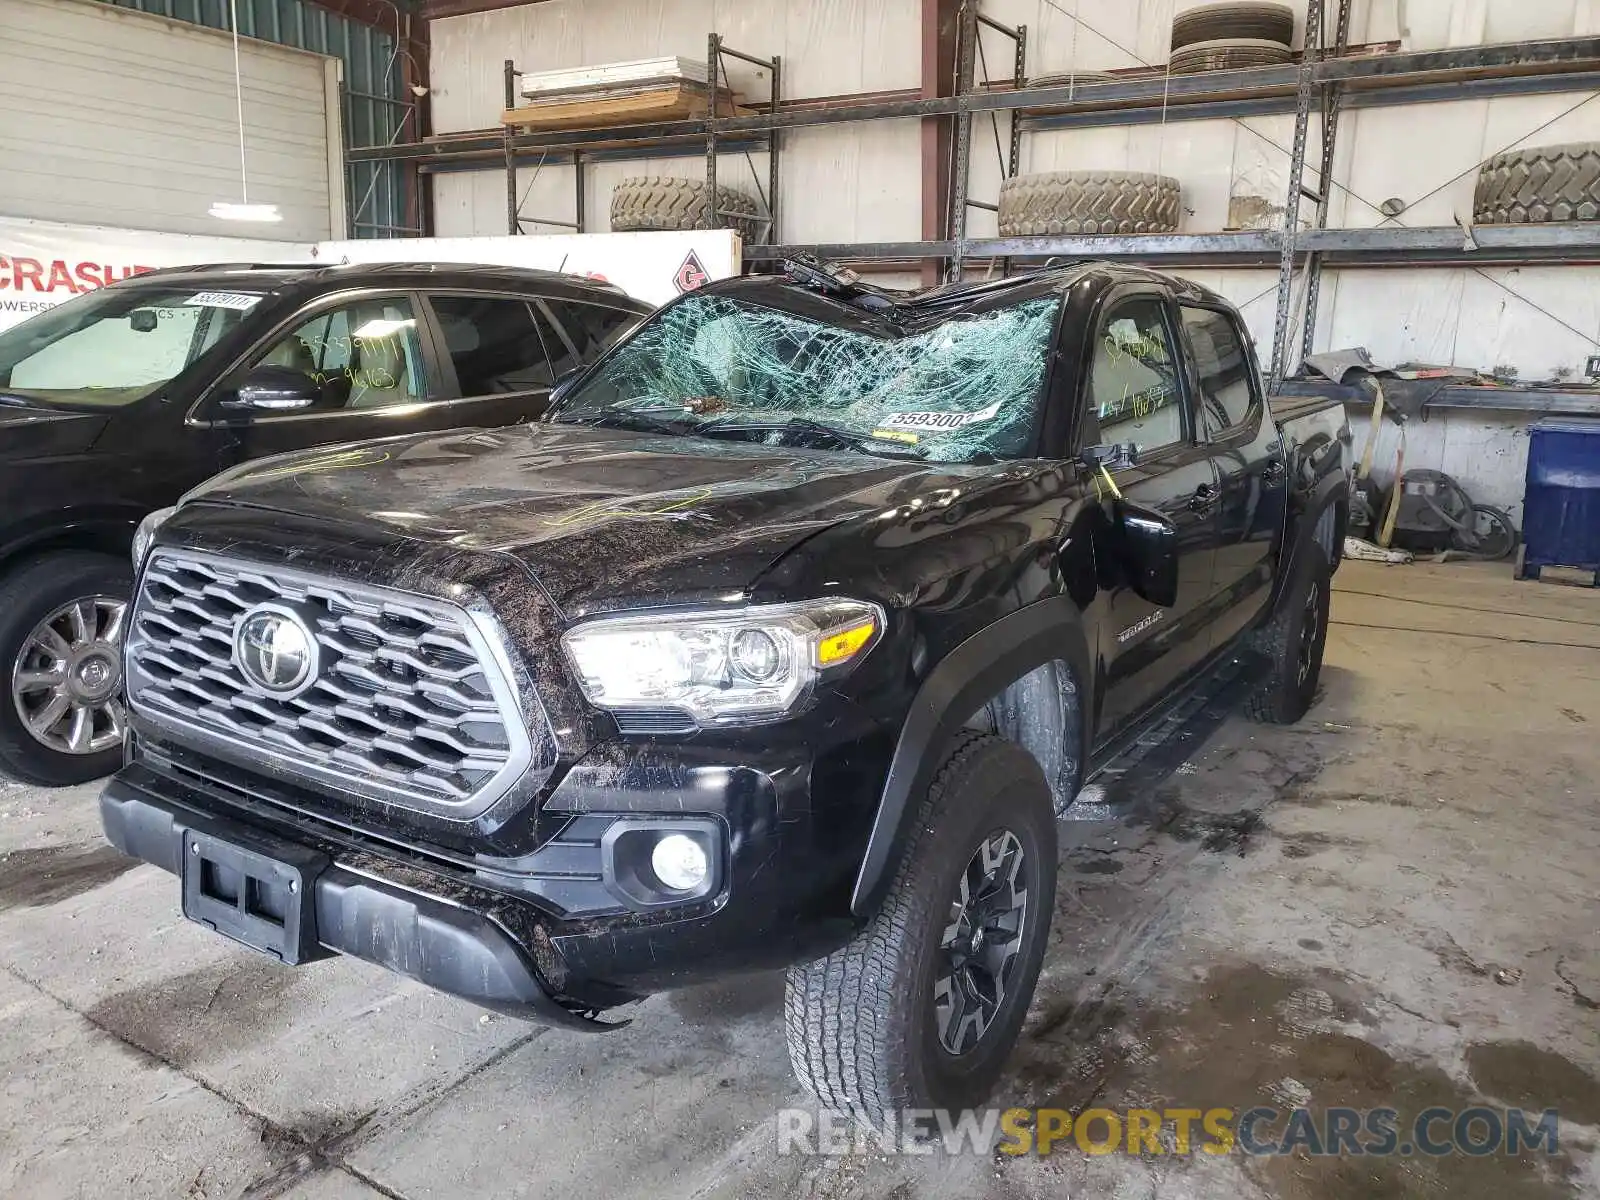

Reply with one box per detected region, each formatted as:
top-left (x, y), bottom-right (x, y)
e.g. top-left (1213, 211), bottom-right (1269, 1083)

top-left (1176, 303), bottom-right (1288, 648)
top-left (1085, 292), bottom-right (1222, 737)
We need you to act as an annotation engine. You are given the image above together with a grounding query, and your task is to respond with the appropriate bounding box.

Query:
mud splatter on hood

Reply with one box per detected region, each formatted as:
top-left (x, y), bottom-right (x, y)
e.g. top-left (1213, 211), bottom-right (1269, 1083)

top-left (183, 422), bottom-right (998, 616)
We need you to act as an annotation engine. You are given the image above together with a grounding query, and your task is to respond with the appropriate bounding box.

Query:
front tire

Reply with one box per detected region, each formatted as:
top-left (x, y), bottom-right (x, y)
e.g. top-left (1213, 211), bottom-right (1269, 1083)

top-left (0, 551), bottom-right (132, 786)
top-left (1246, 545), bottom-right (1331, 724)
top-left (784, 734), bottom-right (1057, 1127)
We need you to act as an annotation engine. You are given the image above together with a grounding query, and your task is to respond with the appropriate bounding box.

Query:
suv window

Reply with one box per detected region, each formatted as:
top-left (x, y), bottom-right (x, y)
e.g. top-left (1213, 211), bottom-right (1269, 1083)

top-left (0, 286), bottom-right (261, 409)
top-left (250, 297), bottom-right (428, 412)
top-left (1085, 296), bottom-right (1185, 452)
top-left (1181, 305), bottom-right (1257, 438)
top-left (549, 301), bottom-right (638, 364)
top-left (430, 295), bottom-right (555, 395)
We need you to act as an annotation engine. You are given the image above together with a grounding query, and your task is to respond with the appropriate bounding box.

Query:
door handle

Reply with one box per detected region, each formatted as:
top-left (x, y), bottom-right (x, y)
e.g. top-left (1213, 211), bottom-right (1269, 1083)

top-left (1261, 460), bottom-right (1287, 486)
top-left (1189, 483), bottom-right (1220, 512)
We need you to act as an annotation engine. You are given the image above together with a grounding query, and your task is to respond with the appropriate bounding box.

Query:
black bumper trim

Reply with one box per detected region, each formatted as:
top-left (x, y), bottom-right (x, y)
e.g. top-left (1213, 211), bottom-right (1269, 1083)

top-left (100, 775), bottom-right (627, 1032)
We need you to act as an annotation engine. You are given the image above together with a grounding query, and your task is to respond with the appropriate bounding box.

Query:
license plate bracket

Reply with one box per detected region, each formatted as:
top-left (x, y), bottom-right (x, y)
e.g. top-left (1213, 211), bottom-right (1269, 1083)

top-left (180, 827), bottom-right (329, 965)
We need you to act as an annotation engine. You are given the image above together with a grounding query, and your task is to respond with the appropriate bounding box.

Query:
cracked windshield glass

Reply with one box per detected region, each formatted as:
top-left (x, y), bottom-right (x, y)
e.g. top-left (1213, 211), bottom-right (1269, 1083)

top-left (552, 291), bottom-right (1061, 462)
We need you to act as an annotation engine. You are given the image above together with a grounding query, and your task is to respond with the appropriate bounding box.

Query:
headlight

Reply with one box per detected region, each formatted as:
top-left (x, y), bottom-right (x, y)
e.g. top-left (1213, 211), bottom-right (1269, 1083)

top-left (562, 598), bottom-right (884, 726)
top-left (131, 506), bottom-right (176, 572)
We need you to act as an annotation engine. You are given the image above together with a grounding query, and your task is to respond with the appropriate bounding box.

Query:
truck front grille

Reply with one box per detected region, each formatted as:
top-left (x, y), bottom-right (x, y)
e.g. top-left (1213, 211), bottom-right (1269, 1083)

top-left (125, 548), bottom-right (546, 815)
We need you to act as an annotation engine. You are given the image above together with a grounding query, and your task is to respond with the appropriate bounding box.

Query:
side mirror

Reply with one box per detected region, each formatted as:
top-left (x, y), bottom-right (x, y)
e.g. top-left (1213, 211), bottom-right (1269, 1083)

top-left (548, 367), bottom-right (582, 408)
top-left (1113, 499), bottom-right (1179, 608)
top-left (219, 365), bottom-right (320, 413)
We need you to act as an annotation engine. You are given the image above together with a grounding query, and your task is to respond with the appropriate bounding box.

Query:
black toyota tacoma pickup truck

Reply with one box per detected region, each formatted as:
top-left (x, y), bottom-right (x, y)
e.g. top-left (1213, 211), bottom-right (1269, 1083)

top-left (101, 261), bottom-right (1349, 1123)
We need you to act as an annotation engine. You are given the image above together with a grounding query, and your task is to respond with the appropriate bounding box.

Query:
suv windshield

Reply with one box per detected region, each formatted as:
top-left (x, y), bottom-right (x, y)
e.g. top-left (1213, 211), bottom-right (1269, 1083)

top-left (551, 291), bottom-right (1060, 462)
top-left (0, 285), bottom-right (264, 410)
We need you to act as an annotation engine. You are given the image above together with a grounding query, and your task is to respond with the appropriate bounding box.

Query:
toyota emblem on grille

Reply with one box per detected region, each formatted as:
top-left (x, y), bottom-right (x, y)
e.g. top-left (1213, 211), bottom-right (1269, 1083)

top-left (233, 605), bottom-right (319, 698)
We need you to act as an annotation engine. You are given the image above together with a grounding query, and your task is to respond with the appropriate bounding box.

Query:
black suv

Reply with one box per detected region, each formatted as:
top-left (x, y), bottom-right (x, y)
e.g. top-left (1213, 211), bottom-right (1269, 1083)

top-left (0, 263), bottom-right (649, 785)
top-left (102, 262), bottom-right (1349, 1123)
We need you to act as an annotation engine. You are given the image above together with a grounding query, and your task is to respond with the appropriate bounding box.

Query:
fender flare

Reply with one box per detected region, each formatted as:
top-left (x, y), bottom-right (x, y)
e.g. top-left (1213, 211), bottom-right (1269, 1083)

top-left (1268, 471), bottom-right (1348, 613)
top-left (849, 595), bottom-right (1092, 918)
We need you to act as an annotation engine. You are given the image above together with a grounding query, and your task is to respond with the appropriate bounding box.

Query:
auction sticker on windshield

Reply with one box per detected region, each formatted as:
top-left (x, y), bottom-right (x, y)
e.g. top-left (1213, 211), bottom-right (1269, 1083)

top-left (880, 398), bottom-right (1002, 432)
top-left (184, 292), bottom-right (260, 310)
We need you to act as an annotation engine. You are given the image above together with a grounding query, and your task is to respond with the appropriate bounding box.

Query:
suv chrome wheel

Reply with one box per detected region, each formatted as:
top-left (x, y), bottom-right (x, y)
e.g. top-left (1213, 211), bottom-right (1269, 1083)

top-left (11, 596), bottom-right (127, 756)
top-left (934, 828), bottom-right (1029, 1056)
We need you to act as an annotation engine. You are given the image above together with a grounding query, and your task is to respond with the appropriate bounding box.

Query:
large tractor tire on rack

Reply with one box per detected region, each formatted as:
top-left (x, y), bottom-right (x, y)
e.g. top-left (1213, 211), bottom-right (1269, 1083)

top-left (1170, 2), bottom-right (1295, 49)
top-left (1169, 37), bottom-right (1292, 74)
top-left (1027, 70), bottom-right (1119, 88)
top-left (998, 171), bottom-right (1181, 237)
top-left (1472, 142), bottom-right (1600, 225)
top-left (609, 176), bottom-right (764, 243)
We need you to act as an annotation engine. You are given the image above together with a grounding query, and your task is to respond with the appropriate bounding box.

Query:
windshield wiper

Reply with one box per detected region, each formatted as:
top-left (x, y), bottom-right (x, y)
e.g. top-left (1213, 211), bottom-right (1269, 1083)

top-left (0, 392), bottom-right (42, 409)
top-left (701, 416), bottom-right (921, 457)
top-left (564, 409), bottom-right (701, 437)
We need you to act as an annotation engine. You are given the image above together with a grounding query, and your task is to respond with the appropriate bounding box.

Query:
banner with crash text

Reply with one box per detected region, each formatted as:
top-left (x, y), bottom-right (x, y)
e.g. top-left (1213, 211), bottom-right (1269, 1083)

top-left (0, 216), bottom-right (741, 332)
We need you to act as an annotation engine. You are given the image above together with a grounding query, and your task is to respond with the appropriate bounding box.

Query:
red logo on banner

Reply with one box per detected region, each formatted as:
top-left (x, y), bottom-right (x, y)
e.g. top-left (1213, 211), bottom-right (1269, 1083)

top-left (674, 250), bottom-right (710, 293)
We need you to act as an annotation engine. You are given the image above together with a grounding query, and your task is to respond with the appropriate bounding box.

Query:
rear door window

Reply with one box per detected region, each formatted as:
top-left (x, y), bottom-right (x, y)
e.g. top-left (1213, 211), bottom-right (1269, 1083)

top-left (429, 295), bottom-right (556, 395)
top-left (1180, 305), bottom-right (1258, 438)
top-left (547, 301), bottom-right (639, 364)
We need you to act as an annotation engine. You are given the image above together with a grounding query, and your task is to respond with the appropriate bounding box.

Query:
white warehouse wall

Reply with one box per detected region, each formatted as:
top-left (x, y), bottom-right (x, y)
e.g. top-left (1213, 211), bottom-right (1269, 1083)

top-left (428, 0), bottom-right (921, 244)
top-left (429, 0), bottom-right (1600, 516)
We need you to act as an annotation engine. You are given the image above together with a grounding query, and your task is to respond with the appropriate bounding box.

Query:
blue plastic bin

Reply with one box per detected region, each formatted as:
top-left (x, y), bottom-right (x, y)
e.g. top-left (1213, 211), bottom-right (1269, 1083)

top-left (1518, 416), bottom-right (1600, 585)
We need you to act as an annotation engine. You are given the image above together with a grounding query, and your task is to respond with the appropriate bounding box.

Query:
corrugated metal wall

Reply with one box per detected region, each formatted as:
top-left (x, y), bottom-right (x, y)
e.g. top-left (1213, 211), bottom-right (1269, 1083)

top-left (99, 0), bottom-right (410, 237)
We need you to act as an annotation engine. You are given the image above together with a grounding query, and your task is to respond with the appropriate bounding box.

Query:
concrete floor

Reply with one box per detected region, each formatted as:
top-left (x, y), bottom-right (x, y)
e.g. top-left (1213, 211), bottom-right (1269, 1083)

top-left (2, 559), bottom-right (1597, 1200)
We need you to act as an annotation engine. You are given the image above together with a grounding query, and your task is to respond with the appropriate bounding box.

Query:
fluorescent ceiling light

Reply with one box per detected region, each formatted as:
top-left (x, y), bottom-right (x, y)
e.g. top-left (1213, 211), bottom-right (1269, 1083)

top-left (209, 201), bottom-right (283, 222)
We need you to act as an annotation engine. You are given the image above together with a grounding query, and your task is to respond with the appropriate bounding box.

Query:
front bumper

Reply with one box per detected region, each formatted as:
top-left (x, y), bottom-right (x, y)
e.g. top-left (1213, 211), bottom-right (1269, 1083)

top-left (99, 731), bottom-right (884, 1023)
top-left (101, 771), bottom-right (619, 1029)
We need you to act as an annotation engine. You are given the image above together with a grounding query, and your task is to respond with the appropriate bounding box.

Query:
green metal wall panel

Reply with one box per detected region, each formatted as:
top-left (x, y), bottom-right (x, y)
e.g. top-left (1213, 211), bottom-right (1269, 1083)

top-left (100, 0), bottom-right (410, 237)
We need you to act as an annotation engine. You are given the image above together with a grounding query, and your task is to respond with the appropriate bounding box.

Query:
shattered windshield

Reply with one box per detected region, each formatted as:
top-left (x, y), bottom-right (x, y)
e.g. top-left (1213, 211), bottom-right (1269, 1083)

top-left (550, 291), bottom-right (1060, 462)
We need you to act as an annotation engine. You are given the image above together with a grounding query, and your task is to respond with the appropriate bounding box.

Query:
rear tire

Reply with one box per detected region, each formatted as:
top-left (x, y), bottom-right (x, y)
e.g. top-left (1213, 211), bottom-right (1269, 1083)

top-left (0, 551), bottom-right (132, 787)
top-left (784, 734), bottom-right (1057, 1127)
top-left (1245, 545), bottom-right (1330, 725)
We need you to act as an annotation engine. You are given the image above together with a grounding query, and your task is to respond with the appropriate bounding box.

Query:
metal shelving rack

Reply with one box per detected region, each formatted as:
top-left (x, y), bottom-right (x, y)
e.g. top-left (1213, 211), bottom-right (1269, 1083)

top-left (494, 36), bottom-right (779, 239)
top-left (350, 13), bottom-right (1600, 399)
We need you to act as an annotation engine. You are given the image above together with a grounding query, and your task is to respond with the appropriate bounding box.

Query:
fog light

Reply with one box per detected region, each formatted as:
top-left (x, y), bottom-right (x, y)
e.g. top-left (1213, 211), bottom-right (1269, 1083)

top-left (651, 833), bottom-right (709, 892)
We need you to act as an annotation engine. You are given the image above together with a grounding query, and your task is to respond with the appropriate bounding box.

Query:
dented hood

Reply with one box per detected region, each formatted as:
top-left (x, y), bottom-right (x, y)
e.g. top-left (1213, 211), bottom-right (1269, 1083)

top-left (186, 423), bottom-right (989, 616)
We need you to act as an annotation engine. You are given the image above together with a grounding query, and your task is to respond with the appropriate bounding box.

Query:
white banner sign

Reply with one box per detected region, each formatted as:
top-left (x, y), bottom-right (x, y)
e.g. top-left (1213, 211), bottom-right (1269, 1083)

top-left (314, 230), bottom-right (740, 307)
top-left (0, 218), bottom-right (740, 332)
top-left (0, 216), bottom-right (313, 331)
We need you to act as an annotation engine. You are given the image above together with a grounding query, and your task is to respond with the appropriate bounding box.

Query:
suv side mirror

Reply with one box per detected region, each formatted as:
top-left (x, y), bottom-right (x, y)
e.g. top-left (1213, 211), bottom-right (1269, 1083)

top-left (219, 365), bottom-right (321, 413)
top-left (1113, 499), bottom-right (1179, 608)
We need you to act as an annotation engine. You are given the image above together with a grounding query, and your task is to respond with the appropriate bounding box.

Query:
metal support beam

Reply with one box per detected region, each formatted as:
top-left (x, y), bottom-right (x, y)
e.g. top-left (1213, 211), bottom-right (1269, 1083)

top-left (353, 39), bottom-right (1600, 164)
top-left (704, 34), bottom-right (720, 230)
top-left (769, 55), bottom-right (782, 245)
top-left (503, 59), bottom-right (518, 236)
top-left (947, 0), bottom-right (979, 282)
top-left (1270, 1), bottom-right (1324, 385)
top-left (1008, 25), bottom-right (1026, 178)
top-left (1300, 0), bottom-right (1354, 364)
top-left (920, 0), bottom-right (960, 285)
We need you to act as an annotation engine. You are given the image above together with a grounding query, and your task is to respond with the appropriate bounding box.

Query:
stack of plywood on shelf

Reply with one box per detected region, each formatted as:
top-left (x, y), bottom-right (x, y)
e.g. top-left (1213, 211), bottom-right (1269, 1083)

top-left (501, 56), bottom-right (754, 130)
